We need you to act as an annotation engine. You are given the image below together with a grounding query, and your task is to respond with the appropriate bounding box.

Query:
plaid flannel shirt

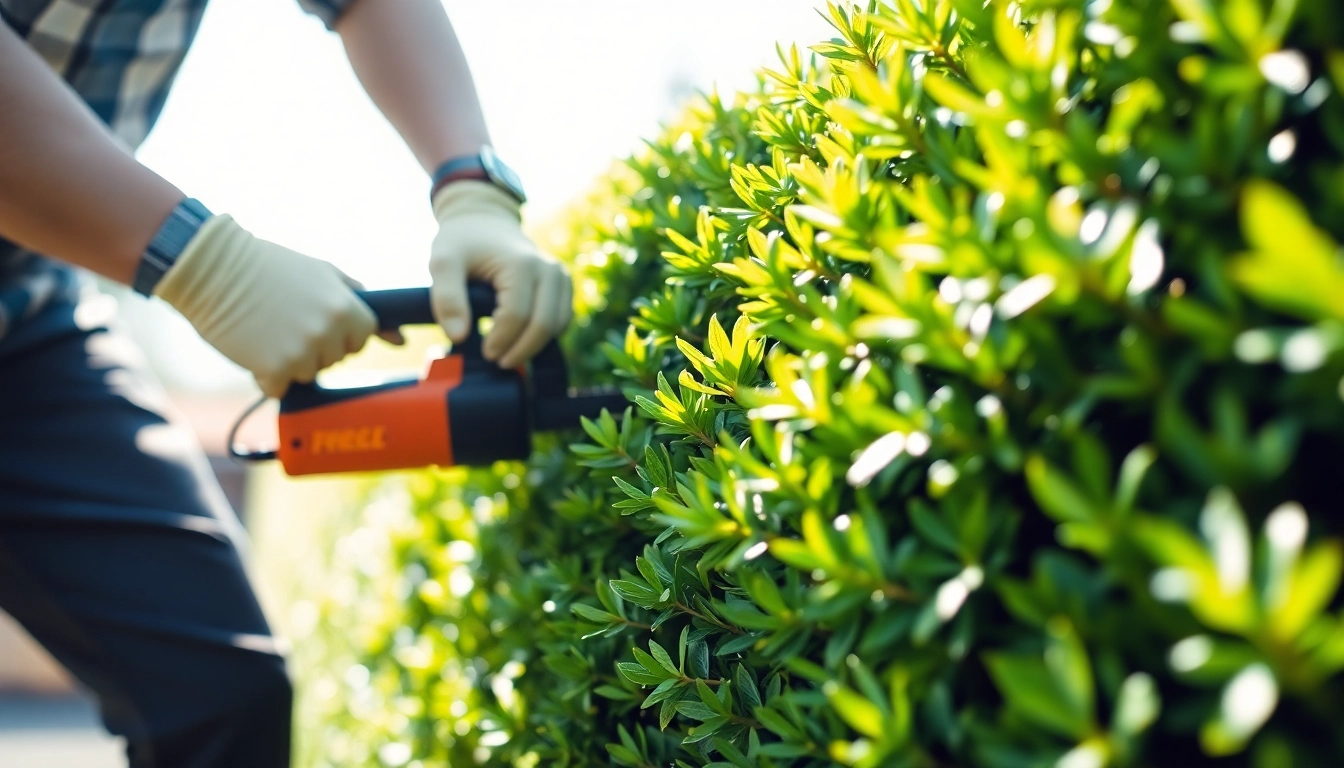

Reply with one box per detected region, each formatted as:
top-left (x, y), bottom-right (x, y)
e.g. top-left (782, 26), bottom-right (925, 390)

top-left (0, 0), bottom-right (351, 340)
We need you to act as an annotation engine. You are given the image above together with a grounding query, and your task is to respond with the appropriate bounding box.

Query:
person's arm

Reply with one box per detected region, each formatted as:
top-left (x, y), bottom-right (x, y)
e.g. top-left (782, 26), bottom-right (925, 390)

top-left (333, 0), bottom-right (488, 174)
top-left (0, 22), bottom-right (183, 284)
top-left (336, 0), bottom-right (572, 369)
top-left (0, 22), bottom-right (375, 397)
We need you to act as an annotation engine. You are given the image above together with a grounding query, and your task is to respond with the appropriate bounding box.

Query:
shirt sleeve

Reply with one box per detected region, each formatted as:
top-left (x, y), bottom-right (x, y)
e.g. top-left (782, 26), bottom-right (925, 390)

top-left (296, 0), bottom-right (355, 30)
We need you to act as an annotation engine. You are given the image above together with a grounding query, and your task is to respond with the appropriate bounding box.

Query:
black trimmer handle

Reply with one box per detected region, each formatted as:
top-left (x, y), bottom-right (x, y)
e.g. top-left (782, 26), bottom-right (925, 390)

top-left (355, 283), bottom-right (499, 332)
top-left (355, 281), bottom-right (550, 375)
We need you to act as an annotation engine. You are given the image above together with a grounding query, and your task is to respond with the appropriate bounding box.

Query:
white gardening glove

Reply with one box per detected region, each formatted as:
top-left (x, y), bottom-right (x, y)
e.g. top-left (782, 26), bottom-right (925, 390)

top-left (429, 181), bottom-right (572, 368)
top-left (154, 214), bottom-right (377, 398)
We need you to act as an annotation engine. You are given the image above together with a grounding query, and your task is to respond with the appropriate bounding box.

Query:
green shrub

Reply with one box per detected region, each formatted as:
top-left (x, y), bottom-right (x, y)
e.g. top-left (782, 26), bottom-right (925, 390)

top-left (287, 1), bottom-right (1344, 766)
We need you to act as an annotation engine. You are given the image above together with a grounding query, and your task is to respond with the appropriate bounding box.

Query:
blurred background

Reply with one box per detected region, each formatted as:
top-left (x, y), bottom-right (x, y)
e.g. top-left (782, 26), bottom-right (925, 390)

top-left (0, 0), bottom-right (829, 764)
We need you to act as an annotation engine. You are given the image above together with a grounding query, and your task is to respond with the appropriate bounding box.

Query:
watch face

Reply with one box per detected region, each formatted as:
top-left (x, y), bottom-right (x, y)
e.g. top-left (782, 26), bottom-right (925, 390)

top-left (480, 145), bottom-right (527, 203)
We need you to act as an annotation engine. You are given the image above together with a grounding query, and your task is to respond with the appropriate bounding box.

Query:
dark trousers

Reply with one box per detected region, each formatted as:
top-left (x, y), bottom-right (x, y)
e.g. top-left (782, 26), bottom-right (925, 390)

top-left (0, 281), bottom-right (291, 767)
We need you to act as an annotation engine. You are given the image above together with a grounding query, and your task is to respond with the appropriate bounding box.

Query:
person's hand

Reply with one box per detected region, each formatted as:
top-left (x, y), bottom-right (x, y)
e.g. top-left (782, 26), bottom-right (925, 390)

top-left (429, 181), bottom-right (571, 368)
top-left (154, 215), bottom-right (377, 398)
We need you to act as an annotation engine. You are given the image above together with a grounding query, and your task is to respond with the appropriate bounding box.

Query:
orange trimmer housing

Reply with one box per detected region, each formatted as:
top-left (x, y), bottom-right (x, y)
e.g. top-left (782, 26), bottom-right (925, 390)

top-left (257, 284), bottom-right (623, 477)
top-left (276, 355), bottom-right (466, 475)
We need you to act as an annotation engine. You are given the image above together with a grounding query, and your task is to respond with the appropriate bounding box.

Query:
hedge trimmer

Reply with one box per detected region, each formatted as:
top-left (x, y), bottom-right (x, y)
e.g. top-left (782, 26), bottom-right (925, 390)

top-left (229, 282), bottom-right (626, 475)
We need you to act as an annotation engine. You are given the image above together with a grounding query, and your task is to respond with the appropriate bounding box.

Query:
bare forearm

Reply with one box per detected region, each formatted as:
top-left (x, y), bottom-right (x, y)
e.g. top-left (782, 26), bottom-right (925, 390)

top-left (0, 23), bottom-right (183, 284)
top-left (336, 0), bottom-right (491, 175)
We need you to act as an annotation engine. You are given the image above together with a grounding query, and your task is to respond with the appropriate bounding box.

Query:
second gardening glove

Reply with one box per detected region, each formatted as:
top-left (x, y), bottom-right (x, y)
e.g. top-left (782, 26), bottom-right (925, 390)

top-left (429, 181), bottom-right (572, 368)
top-left (154, 214), bottom-right (377, 398)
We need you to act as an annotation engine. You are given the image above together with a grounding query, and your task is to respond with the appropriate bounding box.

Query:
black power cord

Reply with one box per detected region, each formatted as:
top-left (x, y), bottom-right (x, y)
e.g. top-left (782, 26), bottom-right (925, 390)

top-left (227, 395), bottom-right (277, 462)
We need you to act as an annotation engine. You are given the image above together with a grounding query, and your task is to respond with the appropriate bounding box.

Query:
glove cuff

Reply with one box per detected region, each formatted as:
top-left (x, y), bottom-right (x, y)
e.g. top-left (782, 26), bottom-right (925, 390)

top-left (432, 180), bottom-right (522, 224)
top-left (153, 214), bottom-right (252, 321)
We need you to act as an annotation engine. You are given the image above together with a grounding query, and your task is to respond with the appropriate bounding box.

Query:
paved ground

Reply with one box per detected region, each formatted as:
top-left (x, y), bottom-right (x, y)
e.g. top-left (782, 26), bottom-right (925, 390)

top-left (0, 694), bottom-right (123, 768)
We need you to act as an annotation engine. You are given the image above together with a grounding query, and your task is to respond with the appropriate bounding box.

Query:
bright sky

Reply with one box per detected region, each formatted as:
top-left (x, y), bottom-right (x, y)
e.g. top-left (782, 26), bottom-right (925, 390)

top-left (120, 0), bottom-right (831, 393)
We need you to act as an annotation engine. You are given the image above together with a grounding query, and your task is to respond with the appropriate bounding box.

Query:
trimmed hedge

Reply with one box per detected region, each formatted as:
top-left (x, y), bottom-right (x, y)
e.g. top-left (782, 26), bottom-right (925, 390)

top-left (289, 1), bottom-right (1344, 766)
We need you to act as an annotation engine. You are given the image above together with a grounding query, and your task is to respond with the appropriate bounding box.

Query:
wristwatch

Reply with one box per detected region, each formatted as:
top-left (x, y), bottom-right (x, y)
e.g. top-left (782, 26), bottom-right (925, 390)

top-left (133, 197), bottom-right (213, 296)
top-left (429, 146), bottom-right (527, 204)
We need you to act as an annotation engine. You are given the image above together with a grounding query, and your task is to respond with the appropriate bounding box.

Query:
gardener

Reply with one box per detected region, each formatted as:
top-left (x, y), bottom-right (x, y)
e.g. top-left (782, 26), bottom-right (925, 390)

top-left (0, 0), bottom-right (569, 763)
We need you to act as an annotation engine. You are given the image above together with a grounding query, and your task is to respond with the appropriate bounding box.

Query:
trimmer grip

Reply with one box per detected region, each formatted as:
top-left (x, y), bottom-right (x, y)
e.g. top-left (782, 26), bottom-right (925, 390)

top-left (356, 282), bottom-right (499, 331)
top-left (356, 287), bottom-right (434, 330)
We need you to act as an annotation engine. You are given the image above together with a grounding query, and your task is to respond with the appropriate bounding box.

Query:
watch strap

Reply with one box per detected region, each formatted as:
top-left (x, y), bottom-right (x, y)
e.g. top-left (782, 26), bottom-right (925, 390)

top-left (133, 197), bottom-right (212, 296)
top-left (430, 155), bottom-right (487, 187)
top-left (429, 149), bottom-right (525, 205)
top-left (429, 164), bottom-right (490, 201)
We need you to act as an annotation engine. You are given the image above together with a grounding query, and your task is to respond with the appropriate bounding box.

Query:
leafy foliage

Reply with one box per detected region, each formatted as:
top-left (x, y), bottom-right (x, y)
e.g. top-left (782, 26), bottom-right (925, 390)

top-left (290, 1), bottom-right (1344, 766)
